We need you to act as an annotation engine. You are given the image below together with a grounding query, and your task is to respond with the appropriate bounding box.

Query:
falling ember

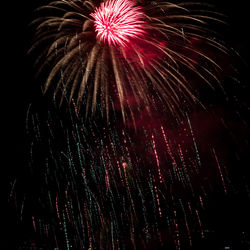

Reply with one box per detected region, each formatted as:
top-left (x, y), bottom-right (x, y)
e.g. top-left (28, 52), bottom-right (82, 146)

top-left (90, 0), bottom-right (145, 46)
top-left (161, 126), bottom-right (181, 182)
top-left (212, 148), bottom-right (228, 195)
top-left (195, 209), bottom-right (204, 239)
top-left (32, 216), bottom-right (36, 232)
top-left (151, 134), bottom-right (163, 183)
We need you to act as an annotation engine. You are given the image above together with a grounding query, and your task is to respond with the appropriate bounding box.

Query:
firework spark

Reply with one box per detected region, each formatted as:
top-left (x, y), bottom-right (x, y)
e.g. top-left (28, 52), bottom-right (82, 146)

top-left (31, 0), bottom-right (227, 123)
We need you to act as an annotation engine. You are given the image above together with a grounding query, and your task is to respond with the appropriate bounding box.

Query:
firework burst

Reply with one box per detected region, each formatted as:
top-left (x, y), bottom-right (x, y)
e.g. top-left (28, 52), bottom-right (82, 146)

top-left (31, 0), bottom-right (227, 123)
top-left (90, 0), bottom-right (145, 46)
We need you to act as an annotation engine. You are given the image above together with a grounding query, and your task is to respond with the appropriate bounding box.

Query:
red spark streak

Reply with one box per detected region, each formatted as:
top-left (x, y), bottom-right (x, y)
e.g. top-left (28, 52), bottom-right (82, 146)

top-left (32, 216), bottom-right (36, 232)
top-left (195, 209), bottom-right (204, 238)
top-left (91, 0), bottom-right (145, 46)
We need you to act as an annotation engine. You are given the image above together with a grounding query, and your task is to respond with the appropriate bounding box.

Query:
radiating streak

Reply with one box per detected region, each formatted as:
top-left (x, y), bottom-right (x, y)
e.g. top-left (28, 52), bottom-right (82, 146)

top-left (151, 134), bottom-right (163, 183)
top-left (161, 126), bottom-right (181, 181)
top-left (195, 209), bottom-right (204, 239)
top-left (212, 148), bottom-right (228, 194)
top-left (32, 216), bottom-right (37, 232)
top-left (186, 113), bottom-right (201, 167)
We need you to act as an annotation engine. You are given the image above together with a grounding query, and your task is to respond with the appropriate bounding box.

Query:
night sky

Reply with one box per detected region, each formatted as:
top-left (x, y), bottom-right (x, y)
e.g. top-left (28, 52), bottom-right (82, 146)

top-left (5, 0), bottom-right (250, 249)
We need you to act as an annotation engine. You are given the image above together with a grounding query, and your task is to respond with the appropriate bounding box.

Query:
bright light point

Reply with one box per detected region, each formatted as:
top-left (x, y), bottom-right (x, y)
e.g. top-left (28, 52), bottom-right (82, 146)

top-left (91, 0), bottom-right (145, 46)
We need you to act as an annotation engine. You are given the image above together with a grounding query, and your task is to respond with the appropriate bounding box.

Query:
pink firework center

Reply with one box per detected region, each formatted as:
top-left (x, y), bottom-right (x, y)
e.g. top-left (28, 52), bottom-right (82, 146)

top-left (91, 0), bottom-right (146, 46)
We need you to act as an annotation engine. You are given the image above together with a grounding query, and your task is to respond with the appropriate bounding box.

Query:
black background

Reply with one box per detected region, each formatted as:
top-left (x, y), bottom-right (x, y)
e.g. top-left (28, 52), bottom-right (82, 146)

top-left (4, 0), bottom-right (250, 249)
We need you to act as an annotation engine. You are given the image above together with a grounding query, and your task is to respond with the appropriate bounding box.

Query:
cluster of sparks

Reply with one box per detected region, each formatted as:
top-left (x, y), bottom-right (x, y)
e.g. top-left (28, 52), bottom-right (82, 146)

top-left (9, 102), bottom-right (236, 249)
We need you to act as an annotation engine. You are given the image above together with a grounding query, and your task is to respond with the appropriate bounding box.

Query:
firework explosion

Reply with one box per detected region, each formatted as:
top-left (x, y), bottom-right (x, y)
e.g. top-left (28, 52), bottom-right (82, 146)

top-left (30, 0), bottom-right (227, 122)
top-left (8, 0), bottom-right (250, 249)
top-left (90, 0), bottom-right (145, 46)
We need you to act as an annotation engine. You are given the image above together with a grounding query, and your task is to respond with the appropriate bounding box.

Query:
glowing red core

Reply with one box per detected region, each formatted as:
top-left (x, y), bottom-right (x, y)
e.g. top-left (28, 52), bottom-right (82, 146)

top-left (91, 0), bottom-right (145, 46)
